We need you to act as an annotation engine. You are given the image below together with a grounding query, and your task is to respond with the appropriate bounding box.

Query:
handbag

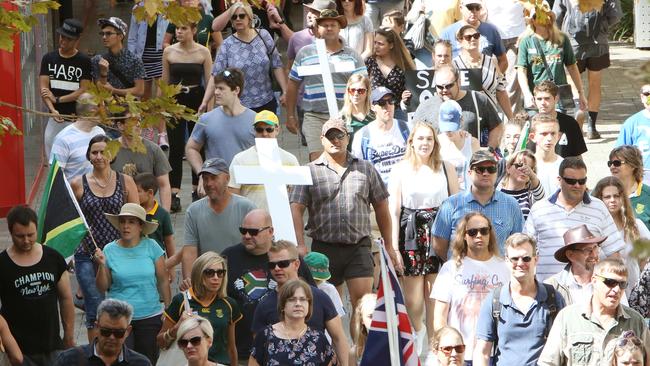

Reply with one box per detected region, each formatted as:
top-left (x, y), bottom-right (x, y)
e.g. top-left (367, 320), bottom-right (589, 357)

top-left (404, 14), bottom-right (433, 51)
top-left (531, 37), bottom-right (575, 110)
top-left (156, 292), bottom-right (192, 366)
top-left (256, 28), bottom-right (281, 93)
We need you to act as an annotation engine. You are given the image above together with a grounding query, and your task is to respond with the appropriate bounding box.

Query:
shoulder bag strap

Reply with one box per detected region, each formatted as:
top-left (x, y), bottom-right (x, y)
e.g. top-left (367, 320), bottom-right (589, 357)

top-left (531, 37), bottom-right (555, 83)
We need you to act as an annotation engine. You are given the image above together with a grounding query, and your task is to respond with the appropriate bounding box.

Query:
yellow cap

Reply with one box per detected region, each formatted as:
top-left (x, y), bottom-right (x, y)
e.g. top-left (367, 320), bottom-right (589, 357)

top-left (254, 110), bottom-right (279, 126)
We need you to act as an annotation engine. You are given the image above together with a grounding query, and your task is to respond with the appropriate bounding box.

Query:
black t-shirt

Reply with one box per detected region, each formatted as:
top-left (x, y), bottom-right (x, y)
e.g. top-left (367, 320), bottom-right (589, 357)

top-left (39, 50), bottom-right (92, 115)
top-left (527, 112), bottom-right (588, 158)
top-left (221, 243), bottom-right (315, 357)
top-left (0, 246), bottom-right (67, 354)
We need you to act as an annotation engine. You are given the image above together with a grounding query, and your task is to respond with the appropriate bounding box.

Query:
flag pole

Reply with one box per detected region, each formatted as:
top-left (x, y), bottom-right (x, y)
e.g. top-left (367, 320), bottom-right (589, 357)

top-left (514, 121), bottom-right (530, 153)
top-left (379, 240), bottom-right (401, 366)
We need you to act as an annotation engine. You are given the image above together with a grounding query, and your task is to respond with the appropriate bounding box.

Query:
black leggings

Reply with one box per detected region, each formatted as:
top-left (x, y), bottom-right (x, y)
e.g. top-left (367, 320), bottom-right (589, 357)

top-left (251, 96), bottom-right (278, 113)
top-left (168, 87), bottom-right (203, 189)
top-left (125, 314), bottom-right (163, 364)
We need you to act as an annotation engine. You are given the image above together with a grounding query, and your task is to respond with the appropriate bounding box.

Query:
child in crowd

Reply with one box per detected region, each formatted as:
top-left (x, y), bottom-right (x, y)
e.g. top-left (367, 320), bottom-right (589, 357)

top-left (134, 173), bottom-right (175, 258)
top-left (304, 252), bottom-right (345, 317)
top-left (529, 113), bottom-right (563, 197)
top-left (609, 330), bottom-right (646, 366)
top-left (501, 112), bottom-right (528, 158)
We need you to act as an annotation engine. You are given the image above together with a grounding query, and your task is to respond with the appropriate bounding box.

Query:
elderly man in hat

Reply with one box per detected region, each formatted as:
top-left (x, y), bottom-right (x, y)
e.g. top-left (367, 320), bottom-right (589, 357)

top-left (180, 158), bottom-right (256, 283)
top-left (40, 18), bottom-right (92, 161)
top-left (290, 118), bottom-right (396, 329)
top-left (544, 224), bottom-right (606, 305)
top-left (92, 16), bottom-right (145, 98)
top-left (286, 8), bottom-right (367, 162)
top-left (432, 149), bottom-right (524, 257)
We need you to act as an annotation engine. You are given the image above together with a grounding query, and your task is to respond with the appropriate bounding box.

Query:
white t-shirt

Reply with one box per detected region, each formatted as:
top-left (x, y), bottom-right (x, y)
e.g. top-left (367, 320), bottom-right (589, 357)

top-left (388, 162), bottom-right (449, 209)
top-left (536, 156), bottom-right (563, 198)
top-left (621, 218), bottom-right (650, 296)
top-left (351, 120), bottom-right (408, 185)
top-left (228, 146), bottom-right (300, 210)
top-left (438, 133), bottom-right (472, 191)
top-left (431, 256), bottom-right (510, 356)
top-left (484, 0), bottom-right (526, 39)
top-left (317, 281), bottom-right (346, 317)
top-left (50, 124), bottom-right (106, 179)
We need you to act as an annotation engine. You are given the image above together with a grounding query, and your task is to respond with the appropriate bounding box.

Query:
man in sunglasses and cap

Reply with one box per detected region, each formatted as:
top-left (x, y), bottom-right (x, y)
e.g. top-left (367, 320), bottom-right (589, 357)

top-left (40, 18), bottom-right (92, 162)
top-left (538, 258), bottom-right (650, 366)
top-left (544, 224), bottom-right (606, 306)
top-left (221, 209), bottom-right (315, 363)
top-left (181, 157), bottom-right (255, 283)
top-left (432, 149), bottom-right (523, 257)
top-left (525, 157), bottom-right (624, 281)
top-left (53, 299), bottom-right (151, 365)
top-left (474, 233), bottom-right (565, 366)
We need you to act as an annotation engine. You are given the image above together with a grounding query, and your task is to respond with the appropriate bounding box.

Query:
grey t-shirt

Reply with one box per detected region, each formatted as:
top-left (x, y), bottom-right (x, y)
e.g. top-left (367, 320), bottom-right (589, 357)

top-left (184, 194), bottom-right (256, 254)
top-left (191, 107), bottom-right (256, 166)
top-left (111, 138), bottom-right (172, 177)
top-left (413, 91), bottom-right (502, 146)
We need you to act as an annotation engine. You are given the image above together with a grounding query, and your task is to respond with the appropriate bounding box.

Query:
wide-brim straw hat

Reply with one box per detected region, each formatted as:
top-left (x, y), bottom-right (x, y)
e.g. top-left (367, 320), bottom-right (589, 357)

top-left (105, 203), bottom-right (158, 236)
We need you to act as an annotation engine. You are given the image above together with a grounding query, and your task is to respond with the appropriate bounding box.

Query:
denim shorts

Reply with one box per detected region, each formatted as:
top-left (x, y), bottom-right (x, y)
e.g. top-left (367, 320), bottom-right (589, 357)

top-left (74, 254), bottom-right (105, 328)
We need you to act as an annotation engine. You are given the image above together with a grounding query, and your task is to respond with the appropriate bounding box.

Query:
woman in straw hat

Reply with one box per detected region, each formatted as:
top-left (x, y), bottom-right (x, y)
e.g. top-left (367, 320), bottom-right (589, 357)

top-left (95, 202), bottom-right (171, 364)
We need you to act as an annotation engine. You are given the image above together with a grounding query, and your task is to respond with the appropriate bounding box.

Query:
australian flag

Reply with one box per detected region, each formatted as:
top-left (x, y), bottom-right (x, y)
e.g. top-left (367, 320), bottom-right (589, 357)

top-left (360, 244), bottom-right (421, 366)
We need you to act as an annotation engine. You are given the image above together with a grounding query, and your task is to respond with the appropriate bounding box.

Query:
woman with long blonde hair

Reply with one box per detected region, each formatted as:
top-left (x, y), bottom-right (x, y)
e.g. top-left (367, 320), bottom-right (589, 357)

top-left (340, 74), bottom-right (373, 149)
top-left (349, 293), bottom-right (377, 365)
top-left (430, 212), bottom-right (509, 363)
top-left (592, 176), bottom-right (650, 296)
top-left (498, 150), bottom-right (545, 221)
top-left (516, 4), bottom-right (587, 111)
top-left (388, 121), bottom-right (458, 357)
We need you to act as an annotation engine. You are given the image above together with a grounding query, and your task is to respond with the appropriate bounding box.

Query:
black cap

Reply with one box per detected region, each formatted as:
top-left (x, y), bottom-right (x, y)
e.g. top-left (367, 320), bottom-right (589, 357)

top-left (57, 18), bottom-right (83, 39)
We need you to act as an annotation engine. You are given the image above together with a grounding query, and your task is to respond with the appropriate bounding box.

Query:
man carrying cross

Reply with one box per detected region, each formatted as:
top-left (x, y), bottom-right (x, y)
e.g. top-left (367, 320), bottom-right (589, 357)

top-left (286, 9), bottom-right (367, 162)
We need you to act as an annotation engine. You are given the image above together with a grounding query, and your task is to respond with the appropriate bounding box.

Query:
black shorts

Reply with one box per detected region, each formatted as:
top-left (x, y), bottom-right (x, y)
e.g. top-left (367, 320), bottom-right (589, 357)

top-left (312, 237), bottom-right (374, 286)
top-left (577, 53), bottom-right (611, 73)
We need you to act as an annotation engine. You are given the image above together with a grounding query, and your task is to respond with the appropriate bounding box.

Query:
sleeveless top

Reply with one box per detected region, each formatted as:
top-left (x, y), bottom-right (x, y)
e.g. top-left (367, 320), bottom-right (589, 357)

top-left (76, 173), bottom-right (125, 256)
top-left (169, 63), bottom-right (203, 86)
top-left (398, 164), bottom-right (449, 209)
top-left (439, 134), bottom-right (473, 191)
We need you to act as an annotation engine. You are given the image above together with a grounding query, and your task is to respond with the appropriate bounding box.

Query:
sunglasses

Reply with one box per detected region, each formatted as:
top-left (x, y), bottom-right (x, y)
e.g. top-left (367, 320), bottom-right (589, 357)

top-left (473, 166), bottom-right (497, 174)
top-left (268, 259), bottom-right (296, 270)
top-left (561, 176), bottom-right (587, 185)
top-left (373, 98), bottom-right (395, 107)
top-left (203, 268), bottom-right (227, 278)
top-left (436, 81), bottom-right (457, 91)
top-left (99, 327), bottom-right (127, 338)
top-left (466, 227), bottom-right (489, 237)
top-left (348, 87), bottom-right (367, 95)
top-left (462, 33), bottom-right (481, 41)
top-left (255, 126), bottom-right (276, 133)
top-left (439, 345), bottom-right (466, 355)
top-left (570, 244), bottom-right (600, 255)
top-left (325, 131), bottom-right (348, 141)
top-left (607, 160), bottom-right (626, 168)
top-left (178, 336), bottom-right (203, 348)
top-left (617, 330), bottom-right (642, 347)
top-left (231, 13), bottom-right (247, 21)
top-left (594, 274), bottom-right (628, 289)
top-left (239, 226), bottom-right (271, 236)
top-left (98, 31), bottom-right (118, 37)
top-left (508, 256), bottom-right (533, 263)
top-left (641, 91), bottom-right (650, 97)
top-left (466, 4), bottom-right (482, 11)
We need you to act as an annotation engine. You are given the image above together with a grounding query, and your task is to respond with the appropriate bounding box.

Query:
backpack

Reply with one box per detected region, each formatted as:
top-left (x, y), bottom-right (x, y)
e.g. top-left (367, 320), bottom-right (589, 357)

top-left (360, 119), bottom-right (410, 161)
top-left (490, 283), bottom-right (559, 356)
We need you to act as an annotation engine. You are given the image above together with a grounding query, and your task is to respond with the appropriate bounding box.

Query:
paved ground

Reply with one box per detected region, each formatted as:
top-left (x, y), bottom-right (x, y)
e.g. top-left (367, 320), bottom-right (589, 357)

top-left (1, 35), bottom-right (650, 346)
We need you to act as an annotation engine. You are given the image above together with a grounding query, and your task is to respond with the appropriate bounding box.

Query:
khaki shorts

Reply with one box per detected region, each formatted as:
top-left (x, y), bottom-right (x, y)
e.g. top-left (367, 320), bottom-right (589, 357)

top-left (302, 111), bottom-right (330, 153)
top-left (312, 237), bottom-right (374, 286)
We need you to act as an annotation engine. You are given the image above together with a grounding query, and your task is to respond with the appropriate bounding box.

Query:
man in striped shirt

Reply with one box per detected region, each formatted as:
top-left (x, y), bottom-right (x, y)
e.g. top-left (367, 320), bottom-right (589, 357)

top-left (525, 157), bottom-right (624, 281)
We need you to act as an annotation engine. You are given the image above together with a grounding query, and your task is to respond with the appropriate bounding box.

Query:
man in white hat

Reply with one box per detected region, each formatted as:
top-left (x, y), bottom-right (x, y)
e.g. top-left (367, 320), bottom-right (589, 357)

top-left (439, 0), bottom-right (508, 72)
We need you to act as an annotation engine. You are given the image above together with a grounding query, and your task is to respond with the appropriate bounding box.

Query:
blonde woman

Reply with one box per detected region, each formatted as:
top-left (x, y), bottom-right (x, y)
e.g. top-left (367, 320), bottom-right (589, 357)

top-left (498, 150), bottom-right (544, 221)
top-left (592, 177), bottom-right (650, 296)
top-left (431, 326), bottom-right (465, 366)
top-left (340, 74), bottom-right (374, 149)
top-left (430, 212), bottom-right (509, 363)
top-left (176, 316), bottom-right (217, 366)
top-left (388, 121), bottom-right (458, 354)
top-left (516, 5), bottom-right (587, 111)
top-left (158, 251), bottom-right (241, 365)
top-left (349, 293), bottom-right (377, 365)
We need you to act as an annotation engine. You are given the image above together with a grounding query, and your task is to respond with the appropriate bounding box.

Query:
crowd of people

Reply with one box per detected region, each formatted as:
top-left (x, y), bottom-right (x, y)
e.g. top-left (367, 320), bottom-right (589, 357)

top-left (4, 0), bottom-right (650, 364)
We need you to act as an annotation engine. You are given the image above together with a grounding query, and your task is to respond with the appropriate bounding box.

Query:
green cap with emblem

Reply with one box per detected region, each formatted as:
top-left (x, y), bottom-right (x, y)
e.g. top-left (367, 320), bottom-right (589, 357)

top-left (304, 252), bottom-right (331, 281)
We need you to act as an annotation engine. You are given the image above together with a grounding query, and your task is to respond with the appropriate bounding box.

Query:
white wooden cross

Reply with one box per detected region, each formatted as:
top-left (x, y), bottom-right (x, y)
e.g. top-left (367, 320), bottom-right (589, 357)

top-left (233, 138), bottom-right (313, 244)
top-left (296, 38), bottom-right (357, 118)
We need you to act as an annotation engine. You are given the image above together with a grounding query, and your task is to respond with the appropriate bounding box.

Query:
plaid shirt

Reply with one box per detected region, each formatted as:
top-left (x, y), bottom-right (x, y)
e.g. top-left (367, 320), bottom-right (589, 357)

top-left (290, 153), bottom-right (388, 244)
